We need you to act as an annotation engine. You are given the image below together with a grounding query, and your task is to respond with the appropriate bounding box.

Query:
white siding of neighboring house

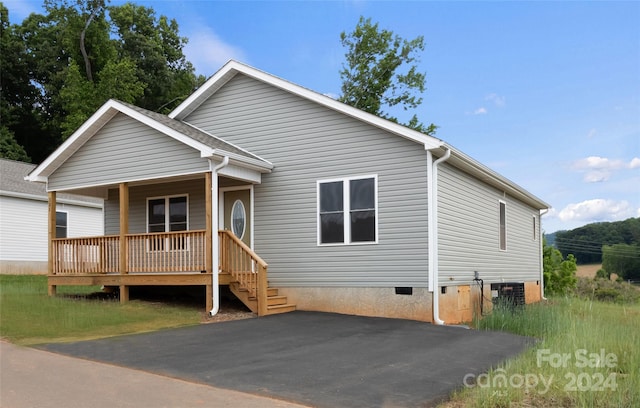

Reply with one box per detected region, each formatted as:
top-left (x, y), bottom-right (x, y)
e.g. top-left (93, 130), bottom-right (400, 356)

top-left (438, 163), bottom-right (541, 285)
top-left (0, 195), bottom-right (103, 268)
top-left (184, 73), bottom-right (431, 288)
top-left (48, 113), bottom-right (208, 191)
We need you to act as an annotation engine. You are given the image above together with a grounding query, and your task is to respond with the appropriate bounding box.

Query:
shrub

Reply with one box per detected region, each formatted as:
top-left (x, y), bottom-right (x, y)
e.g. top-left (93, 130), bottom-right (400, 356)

top-left (574, 277), bottom-right (640, 304)
top-left (543, 239), bottom-right (577, 295)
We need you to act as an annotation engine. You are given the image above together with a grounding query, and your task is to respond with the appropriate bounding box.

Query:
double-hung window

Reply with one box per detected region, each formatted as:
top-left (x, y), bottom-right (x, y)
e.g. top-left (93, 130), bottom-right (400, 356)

top-left (147, 195), bottom-right (188, 250)
top-left (318, 175), bottom-right (377, 245)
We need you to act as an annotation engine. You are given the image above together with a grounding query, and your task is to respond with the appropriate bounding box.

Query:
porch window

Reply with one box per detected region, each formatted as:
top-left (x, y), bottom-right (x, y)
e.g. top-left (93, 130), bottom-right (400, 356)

top-left (147, 195), bottom-right (188, 250)
top-left (318, 175), bottom-right (377, 245)
top-left (56, 211), bottom-right (67, 238)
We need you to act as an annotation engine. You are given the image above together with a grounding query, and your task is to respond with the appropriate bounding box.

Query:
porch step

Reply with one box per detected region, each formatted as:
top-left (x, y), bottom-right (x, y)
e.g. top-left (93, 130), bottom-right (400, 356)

top-left (266, 303), bottom-right (297, 315)
top-left (267, 295), bottom-right (288, 306)
top-left (228, 282), bottom-right (296, 316)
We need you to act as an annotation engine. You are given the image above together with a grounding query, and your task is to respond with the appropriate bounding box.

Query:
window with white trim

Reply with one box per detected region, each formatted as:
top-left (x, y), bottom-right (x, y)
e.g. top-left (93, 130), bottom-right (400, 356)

top-left (147, 195), bottom-right (188, 250)
top-left (56, 211), bottom-right (67, 238)
top-left (318, 176), bottom-right (377, 245)
top-left (499, 200), bottom-right (507, 250)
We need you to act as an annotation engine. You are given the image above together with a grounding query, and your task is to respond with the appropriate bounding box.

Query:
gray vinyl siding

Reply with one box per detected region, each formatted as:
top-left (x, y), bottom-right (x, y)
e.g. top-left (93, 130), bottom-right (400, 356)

top-left (105, 179), bottom-right (206, 235)
top-left (438, 163), bottom-right (541, 285)
top-left (48, 113), bottom-right (208, 191)
top-left (185, 74), bottom-right (430, 287)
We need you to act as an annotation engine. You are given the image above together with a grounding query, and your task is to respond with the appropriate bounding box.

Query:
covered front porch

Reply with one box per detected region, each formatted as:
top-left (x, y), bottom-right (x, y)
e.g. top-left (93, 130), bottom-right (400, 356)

top-left (45, 174), bottom-right (294, 317)
top-left (28, 99), bottom-right (294, 316)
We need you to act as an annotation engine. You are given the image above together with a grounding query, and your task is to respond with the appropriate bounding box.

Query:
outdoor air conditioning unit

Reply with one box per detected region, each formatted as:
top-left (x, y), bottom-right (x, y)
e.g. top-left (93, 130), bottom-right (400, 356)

top-left (490, 282), bottom-right (525, 308)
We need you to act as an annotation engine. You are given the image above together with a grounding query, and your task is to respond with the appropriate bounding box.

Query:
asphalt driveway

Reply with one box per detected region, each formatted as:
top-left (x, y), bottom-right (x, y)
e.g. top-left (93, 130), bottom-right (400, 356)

top-left (41, 311), bottom-right (532, 407)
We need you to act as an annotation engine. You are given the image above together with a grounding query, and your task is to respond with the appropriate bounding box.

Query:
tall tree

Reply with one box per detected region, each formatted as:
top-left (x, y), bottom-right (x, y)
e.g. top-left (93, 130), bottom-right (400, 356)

top-left (339, 17), bottom-right (436, 136)
top-left (4, 0), bottom-right (204, 161)
top-left (0, 3), bottom-right (42, 162)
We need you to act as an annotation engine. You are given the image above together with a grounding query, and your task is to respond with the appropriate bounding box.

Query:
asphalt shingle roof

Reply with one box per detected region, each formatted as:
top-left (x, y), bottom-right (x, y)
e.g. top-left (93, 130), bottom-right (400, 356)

top-left (0, 158), bottom-right (102, 204)
top-left (118, 101), bottom-right (270, 165)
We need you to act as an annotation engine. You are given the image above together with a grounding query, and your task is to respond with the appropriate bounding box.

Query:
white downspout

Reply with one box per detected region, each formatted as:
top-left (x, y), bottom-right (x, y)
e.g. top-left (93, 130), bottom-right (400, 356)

top-left (427, 147), bottom-right (451, 325)
top-left (539, 208), bottom-right (549, 301)
top-left (209, 156), bottom-right (229, 316)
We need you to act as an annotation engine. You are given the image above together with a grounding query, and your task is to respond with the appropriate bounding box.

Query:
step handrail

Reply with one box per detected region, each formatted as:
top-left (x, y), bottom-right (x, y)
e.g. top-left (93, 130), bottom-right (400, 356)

top-left (218, 230), bottom-right (268, 315)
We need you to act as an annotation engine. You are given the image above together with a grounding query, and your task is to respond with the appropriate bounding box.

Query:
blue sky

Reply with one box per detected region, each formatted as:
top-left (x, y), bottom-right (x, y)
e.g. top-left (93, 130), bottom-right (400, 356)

top-left (6, 0), bottom-right (640, 233)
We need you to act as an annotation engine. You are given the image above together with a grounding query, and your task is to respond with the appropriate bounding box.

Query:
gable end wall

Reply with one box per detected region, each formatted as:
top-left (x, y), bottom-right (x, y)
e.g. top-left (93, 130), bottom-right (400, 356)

top-left (48, 113), bottom-right (208, 191)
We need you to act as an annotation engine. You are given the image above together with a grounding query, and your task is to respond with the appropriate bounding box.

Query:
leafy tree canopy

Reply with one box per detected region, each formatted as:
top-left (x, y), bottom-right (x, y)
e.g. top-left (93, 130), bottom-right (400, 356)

top-left (543, 238), bottom-right (577, 296)
top-left (602, 243), bottom-right (640, 281)
top-left (1, 0), bottom-right (205, 163)
top-left (339, 16), bottom-right (436, 136)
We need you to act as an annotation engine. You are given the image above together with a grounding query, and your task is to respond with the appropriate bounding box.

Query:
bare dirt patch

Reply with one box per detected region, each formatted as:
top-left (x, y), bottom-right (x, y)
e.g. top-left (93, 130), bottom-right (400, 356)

top-left (576, 264), bottom-right (602, 278)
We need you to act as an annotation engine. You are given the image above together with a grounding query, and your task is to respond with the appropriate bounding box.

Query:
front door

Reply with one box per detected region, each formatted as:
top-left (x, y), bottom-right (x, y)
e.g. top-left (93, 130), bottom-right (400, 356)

top-left (222, 188), bottom-right (252, 247)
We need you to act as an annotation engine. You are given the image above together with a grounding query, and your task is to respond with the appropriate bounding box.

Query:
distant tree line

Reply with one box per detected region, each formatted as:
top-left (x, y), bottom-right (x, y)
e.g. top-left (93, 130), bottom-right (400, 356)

top-left (549, 217), bottom-right (640, 281)
top-left (552, 217), bottom-right (640, 264)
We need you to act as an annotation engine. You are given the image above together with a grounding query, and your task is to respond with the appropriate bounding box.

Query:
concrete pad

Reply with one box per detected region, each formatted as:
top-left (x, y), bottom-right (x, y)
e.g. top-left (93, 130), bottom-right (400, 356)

top-left (38, 312), bottom-right (532, 407)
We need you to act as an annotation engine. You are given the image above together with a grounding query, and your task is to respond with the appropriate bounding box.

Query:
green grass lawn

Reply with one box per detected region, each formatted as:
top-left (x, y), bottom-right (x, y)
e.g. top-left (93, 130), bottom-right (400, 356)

top-left (0, 275), bottom-right (202, 345)
top-left (442, 297), bottom-right (640, 407)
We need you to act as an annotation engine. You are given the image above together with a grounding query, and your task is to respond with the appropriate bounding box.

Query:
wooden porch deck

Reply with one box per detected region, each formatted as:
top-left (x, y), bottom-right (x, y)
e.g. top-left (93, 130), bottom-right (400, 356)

top-left (48, 230), bottom-right (295, 316)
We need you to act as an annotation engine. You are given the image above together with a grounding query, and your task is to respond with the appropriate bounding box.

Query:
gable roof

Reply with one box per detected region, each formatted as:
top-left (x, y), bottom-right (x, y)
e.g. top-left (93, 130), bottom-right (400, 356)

top-left (0, 158), bottom-right (102, 206)
top-left (27, 99), bottom-right (273, 183)
top-left (170, 60), bottom-right (445, 151)
top-left (170, 60), bottom-right (549, 210)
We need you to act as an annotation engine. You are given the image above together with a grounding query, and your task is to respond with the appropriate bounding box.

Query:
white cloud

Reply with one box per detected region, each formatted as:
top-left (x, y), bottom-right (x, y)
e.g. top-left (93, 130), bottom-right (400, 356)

top-left (183, 26), bottom-right (246, 75)
top-left (570, 156), bottom-right (634, 183)
top-left (571, 156), bottom-right (625, 171)
top-left (485, 93), bottom-right (506, 107)
top-left (472, 107), bottom-right (487, 115)
top-left (556, 199), bottom-right (636, 223)
top-left (587, 128), bottom-right (597, 139)
top-left (583, 171), bottom-right (609, 183)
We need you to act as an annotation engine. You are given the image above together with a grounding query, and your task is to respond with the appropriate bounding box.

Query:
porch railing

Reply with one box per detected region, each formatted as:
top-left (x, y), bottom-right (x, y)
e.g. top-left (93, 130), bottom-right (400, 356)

top-left (218, 230), bottom-right (269, 315)
top-left (51, 230), bottom-right (206, 275)
top-left (52, 235), bottom-right (120, 274)
top-left (127, 230), bottom-right (206, 273)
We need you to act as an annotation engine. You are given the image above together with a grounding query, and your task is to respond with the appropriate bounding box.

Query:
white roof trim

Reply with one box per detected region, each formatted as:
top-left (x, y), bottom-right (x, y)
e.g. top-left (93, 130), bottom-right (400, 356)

top-left (27, 99), bottom-right (269, 182)
top-left (444, 144), bottom-right (550, 210)
top-left (169, 60), bottom-right (444, 150)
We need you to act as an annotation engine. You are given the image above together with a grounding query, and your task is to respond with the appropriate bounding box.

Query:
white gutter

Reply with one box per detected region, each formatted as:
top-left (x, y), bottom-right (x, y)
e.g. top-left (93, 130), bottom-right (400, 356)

top-left (209, 156), bottom-right (229, 316)
top-left (539, 208), bottom-right (549, 301)
top-left (427, 148), bottom-right (451, 325)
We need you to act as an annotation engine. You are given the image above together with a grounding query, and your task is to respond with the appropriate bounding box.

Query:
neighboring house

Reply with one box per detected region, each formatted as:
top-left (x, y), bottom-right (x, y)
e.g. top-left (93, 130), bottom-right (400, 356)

top-left (0, 158), bottom-right (103, 274)
top-left (27, 61), bottom-right (549, 323)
